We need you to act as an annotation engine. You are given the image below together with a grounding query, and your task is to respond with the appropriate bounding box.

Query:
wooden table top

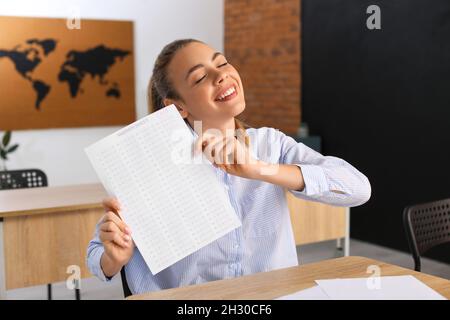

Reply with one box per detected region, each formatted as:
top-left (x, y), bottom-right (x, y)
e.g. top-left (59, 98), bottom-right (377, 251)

top-left (127, 256), bottom-right (450, 300)
top-left (0, 183), bottom-right (107, 218)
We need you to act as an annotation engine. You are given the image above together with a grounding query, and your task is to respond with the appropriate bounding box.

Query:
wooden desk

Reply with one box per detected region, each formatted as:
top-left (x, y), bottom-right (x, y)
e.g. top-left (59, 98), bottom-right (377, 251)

top-left (127, 256), bottom-right (450, 300)
top-left (0, 183), bottom-right (107, 296)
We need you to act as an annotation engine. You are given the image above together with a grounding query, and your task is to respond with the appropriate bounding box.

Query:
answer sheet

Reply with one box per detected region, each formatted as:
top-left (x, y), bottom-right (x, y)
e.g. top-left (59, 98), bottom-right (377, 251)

top-left (85, 104), bottom-right (241, 274)
top-left (315, 275), bottom-right (447, 300)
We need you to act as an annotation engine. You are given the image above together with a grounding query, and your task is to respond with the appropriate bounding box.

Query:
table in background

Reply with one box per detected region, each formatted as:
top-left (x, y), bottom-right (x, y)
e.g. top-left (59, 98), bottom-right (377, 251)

top-left (286, 192), bottom-right (349, 255)
top-left (0, 183), bottom-right (107, 298)
top-left (0, 183), bottom-right (349, 298)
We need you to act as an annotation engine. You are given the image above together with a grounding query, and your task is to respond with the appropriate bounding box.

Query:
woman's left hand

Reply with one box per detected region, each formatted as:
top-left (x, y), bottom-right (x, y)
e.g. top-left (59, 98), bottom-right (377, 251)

top-left (194, 133), bottom-right (261, 179)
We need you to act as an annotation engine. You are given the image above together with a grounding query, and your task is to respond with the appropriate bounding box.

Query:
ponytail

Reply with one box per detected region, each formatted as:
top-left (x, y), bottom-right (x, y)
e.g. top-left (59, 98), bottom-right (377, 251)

top-left (235, 118), bottom-right (250, 147)
top-left (147, 78), bottom-right (164, 113)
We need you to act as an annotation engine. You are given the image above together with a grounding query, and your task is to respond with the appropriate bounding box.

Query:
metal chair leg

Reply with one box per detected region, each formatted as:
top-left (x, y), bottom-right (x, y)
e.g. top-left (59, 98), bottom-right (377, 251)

top-left (336, 238), bottom-right (343, 251)
top-left (47, 283), bottom-right (52, 300)
top-left (75, 288), bottom-right (80, 300)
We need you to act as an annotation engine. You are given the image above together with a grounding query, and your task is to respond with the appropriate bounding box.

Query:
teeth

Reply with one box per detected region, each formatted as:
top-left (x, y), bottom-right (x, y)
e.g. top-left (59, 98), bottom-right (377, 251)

top-left (218, 86), bottom-right (236, 101)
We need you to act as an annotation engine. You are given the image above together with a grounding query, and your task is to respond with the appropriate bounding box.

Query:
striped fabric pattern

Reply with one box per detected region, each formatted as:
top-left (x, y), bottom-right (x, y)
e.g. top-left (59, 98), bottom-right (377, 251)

top-left (87, 126), bottom-right (371, 295)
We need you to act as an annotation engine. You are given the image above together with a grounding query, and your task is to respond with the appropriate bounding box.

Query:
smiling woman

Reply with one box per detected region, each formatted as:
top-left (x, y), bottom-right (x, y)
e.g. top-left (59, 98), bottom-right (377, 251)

top-left (148, 39), bottom-right (246, 136)
top-left (86, 38), bottom-right (371, 296)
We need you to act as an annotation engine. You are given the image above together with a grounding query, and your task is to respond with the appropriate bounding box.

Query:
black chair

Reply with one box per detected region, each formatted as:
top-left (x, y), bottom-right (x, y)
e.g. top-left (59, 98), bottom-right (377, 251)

top-left (403, 198), bottom-right (450, 272)
top-left (0, 169), bottom-right (80, 300)
top-left (0, 169), bottom-right (47, 190)
top-left (121, 266), bottom-right (132, 298)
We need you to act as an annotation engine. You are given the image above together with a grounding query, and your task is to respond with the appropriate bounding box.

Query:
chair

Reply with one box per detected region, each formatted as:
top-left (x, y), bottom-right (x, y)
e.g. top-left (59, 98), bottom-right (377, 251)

top-left (0, 169), bottom-right (47, 190)
top-left (403, 198), bottom-right (450, 272)
top-left (0, 169), bottom-right (80, 300)
top-left (121, 266), bottom-right (132, 298)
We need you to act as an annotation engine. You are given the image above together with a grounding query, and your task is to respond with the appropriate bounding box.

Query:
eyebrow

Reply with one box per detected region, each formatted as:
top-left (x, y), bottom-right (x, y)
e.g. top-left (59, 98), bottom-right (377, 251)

top-left (185, 52), bottom-right (224, 80)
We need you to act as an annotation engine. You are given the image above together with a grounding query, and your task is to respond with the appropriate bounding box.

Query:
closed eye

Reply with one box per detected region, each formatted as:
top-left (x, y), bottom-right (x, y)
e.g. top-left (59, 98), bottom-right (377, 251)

top-left (195, 75), bottom-right (206, 84)
top-left (195, 62), bottom-right (228, 84)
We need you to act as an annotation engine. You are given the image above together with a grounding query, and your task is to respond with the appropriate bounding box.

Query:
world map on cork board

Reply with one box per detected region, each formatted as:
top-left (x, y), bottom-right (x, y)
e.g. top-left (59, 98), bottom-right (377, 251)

top-left (0, 16), bottom-right (135, 130)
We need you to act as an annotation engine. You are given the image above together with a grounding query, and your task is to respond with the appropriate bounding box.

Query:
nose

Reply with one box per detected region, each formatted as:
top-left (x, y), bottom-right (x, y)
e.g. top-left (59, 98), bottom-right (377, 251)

top-left (214, 69), bottom-right (228, 86)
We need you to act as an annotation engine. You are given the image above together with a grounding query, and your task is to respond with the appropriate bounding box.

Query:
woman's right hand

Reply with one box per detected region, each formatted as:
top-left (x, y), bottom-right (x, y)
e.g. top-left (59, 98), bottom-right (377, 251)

top-left (99, 197), bottom-right (134, 276)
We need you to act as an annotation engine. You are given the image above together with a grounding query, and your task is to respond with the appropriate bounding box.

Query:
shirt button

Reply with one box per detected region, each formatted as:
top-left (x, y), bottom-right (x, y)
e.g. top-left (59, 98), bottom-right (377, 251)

top-left (224, 184), bottom-right (230, 190)
top-left (234, 244), bottom-right (239, 249)
top-left (229, 263), bottom-right (236, 269)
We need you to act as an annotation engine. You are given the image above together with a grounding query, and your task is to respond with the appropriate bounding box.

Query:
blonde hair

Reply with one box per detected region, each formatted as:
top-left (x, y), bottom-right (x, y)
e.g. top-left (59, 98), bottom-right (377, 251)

top-left (235, 118), bottom-right (250, 147)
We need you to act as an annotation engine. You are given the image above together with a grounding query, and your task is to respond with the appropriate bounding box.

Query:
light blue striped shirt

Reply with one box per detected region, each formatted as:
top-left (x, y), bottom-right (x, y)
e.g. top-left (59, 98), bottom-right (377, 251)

top-left (87, 126), bottom-right (371, 295)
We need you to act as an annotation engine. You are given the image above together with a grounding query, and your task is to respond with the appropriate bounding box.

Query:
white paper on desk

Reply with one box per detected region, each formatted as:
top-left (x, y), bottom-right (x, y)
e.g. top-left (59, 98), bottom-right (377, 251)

top-left (315, 275), bottom-right (447, 300)
top-left (275, 286), bottom-right (330, 300)
top-left (85, 104), bottom-right (241, 275)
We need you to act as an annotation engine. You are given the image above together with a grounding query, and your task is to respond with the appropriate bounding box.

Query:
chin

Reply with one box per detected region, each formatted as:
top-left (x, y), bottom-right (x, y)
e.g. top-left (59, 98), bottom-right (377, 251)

top-left (233, 101), bottom-right (246, 116)
top-left (220, 100), bottom-right (245, 118)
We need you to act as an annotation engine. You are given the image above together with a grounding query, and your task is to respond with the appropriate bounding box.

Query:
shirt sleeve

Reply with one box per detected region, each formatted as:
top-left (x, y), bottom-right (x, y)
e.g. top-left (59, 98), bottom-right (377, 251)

top-left (274, 129), bottom-right (371, 207)
top-left (86, 216), bottom-right (114, 282)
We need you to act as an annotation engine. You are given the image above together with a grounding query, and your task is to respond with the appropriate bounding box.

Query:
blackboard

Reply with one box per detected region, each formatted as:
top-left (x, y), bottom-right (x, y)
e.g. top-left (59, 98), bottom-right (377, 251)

top-left (302, 0), bottom-right (450, 264)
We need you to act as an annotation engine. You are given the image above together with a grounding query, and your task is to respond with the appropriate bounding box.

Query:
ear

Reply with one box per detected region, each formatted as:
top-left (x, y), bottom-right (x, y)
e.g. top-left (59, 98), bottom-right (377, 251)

top-left (163, 98), bottom-right (189, 119)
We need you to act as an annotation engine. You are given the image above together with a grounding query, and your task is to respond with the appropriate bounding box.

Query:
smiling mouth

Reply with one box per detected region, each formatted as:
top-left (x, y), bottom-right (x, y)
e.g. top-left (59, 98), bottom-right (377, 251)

top-left (215, 85), bottom-right (237, 102)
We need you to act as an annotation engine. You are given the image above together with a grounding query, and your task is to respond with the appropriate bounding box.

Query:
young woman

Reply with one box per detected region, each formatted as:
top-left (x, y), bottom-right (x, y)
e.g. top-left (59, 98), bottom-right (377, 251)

top-left (87, 39), bottom-right (371, 295)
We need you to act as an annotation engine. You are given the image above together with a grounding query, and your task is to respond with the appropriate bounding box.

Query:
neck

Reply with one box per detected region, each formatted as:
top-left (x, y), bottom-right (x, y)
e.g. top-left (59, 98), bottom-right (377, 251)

top-left (189, 117), bottom-right (236, 137)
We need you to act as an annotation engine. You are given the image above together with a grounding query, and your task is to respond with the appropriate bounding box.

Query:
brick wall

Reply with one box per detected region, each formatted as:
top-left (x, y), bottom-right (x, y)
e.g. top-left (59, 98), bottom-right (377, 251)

top-left (224, 0), bottom-right (301, 134)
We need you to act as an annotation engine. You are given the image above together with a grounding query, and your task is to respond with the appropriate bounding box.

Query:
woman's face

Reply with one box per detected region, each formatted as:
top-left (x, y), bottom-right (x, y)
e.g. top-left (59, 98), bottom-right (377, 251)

top-left (165, 42), bottom-right (245, 129)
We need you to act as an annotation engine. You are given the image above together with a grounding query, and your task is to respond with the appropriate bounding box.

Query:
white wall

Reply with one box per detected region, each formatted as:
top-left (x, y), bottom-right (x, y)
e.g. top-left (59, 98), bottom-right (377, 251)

top-left (1, 0), bottom-right (224, 186)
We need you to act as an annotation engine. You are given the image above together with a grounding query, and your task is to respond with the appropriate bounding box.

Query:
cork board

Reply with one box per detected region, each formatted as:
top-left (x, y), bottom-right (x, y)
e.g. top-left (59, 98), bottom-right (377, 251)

top-left (0, 16), bottom-right (135, 130)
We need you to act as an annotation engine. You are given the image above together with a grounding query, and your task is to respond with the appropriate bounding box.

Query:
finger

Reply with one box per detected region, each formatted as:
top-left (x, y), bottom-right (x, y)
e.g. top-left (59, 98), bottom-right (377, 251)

top-left (112, 232), bottom-right (130, 248)
top-left (214, 136), bottom-right (234, 165)
top-left (202, 137), bottom-right (218, 163)
top-left (202, 136), bottom-right (217, 151)
top-left (100, 221), bottom-right (121, 234)
top-left (99, 223), bottom-right (131, 243)
top-left (100, 221), bottom-right (131, 244)
top-left (100, 230), bottom-right (129, 248)
top-left (99, 230), bottom-right (109, 243)
top-left (103, 211), bottom-right (131, 234)
top-left (194, 131), bottom-right (215, 154)
top-left (103, 211), bottom-right (129, 233)
top-left (100, 220), bottom-right (132, 245)
top-left (99, 230), bottom-right (117, 243)
top-left (102, 197), bottom-right (121, 213)
top-left (194, 136), bottom-right (205, 155)
top-left (223, 136), bottom-right (237, 165)
top-left (211, 138), bottom-right (227, 165)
